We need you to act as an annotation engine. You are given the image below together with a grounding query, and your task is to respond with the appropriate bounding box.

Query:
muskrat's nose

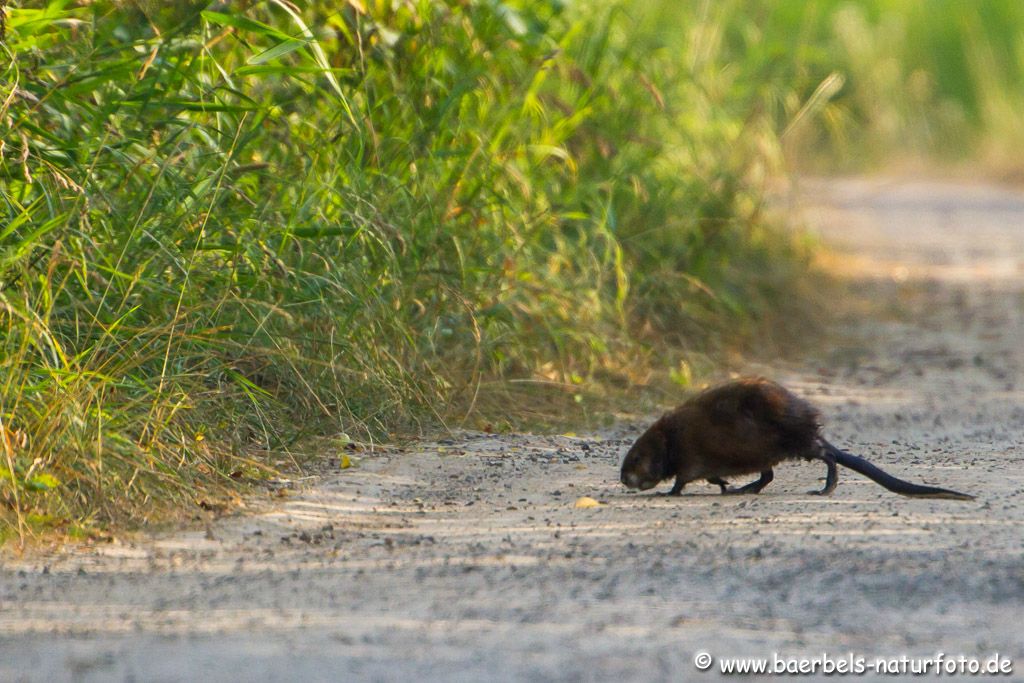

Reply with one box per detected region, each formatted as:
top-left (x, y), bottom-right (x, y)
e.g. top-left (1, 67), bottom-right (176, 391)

top-left (622, 471), bottom-right (639, 488)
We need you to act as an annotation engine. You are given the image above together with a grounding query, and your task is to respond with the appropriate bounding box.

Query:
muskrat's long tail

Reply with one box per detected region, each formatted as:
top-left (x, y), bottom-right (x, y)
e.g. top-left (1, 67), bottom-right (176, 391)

top-left (821, 440), bottom-right (975, 501)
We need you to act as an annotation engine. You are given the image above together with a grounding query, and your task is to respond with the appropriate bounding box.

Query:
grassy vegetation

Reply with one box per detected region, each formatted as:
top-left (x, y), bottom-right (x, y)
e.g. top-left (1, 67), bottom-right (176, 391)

top-left (757, 0), bottom-right (1024, 169)
top-left (1, 0), bottom-right (1021, 541)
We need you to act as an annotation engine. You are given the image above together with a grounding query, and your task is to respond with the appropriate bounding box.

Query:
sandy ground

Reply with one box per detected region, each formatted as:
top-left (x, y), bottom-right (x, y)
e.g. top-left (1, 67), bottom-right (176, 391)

top-left (2, 178), bottom-right (1024, 682)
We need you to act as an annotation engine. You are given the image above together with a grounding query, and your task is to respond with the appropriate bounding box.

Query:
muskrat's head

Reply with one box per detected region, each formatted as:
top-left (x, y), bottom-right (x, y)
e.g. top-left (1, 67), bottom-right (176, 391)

top-left (620, 423), bottom-right (670, 491)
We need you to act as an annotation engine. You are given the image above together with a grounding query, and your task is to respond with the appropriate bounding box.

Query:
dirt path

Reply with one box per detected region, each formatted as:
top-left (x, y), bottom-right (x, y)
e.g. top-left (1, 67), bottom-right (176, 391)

top-left (3, 178), bottom-right (1024, 682)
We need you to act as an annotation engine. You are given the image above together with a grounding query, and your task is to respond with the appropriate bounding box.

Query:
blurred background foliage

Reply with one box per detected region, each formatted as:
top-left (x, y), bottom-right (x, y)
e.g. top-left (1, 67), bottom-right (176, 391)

top-left (1, 0), bottom-right (1021, 534)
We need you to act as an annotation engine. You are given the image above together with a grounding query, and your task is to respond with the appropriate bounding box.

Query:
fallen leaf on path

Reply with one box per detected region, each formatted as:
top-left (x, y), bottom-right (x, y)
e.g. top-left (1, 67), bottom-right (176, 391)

top-left (573, 496), bottom-right (600, 509)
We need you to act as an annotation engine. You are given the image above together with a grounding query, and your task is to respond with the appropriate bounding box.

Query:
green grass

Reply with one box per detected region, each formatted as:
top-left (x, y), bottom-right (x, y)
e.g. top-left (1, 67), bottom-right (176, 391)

top-left (1, 0), bottom-right (1020, 542)
top-left (747, 0), bottom-right (1024, 169)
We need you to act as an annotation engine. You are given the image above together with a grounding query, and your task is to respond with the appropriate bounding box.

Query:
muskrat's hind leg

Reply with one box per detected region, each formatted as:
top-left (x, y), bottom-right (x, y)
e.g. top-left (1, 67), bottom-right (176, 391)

top-left (725, 469), bottom-right (774, 494)
top-left (708, 477), bottom-right (730, 494)
top-left (809, 448), bottom-right (838, 496)
top-left (668, 475), bottom-right (687, 496)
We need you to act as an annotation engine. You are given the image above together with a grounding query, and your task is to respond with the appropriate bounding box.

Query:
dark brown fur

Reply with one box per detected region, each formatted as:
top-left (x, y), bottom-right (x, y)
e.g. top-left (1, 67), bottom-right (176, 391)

top-left (620, 378), bottom-right (974, 500)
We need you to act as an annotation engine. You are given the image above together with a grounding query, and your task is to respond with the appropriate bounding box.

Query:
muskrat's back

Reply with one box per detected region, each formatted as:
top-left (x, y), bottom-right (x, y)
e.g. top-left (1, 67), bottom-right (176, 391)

top-left (670, 379), bottom-right (821, 477)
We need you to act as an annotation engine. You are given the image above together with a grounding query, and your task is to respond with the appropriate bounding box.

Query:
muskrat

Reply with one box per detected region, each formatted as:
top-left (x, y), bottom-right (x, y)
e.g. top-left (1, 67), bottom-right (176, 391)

top-left (620, 378), bottom-right (974, 500)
